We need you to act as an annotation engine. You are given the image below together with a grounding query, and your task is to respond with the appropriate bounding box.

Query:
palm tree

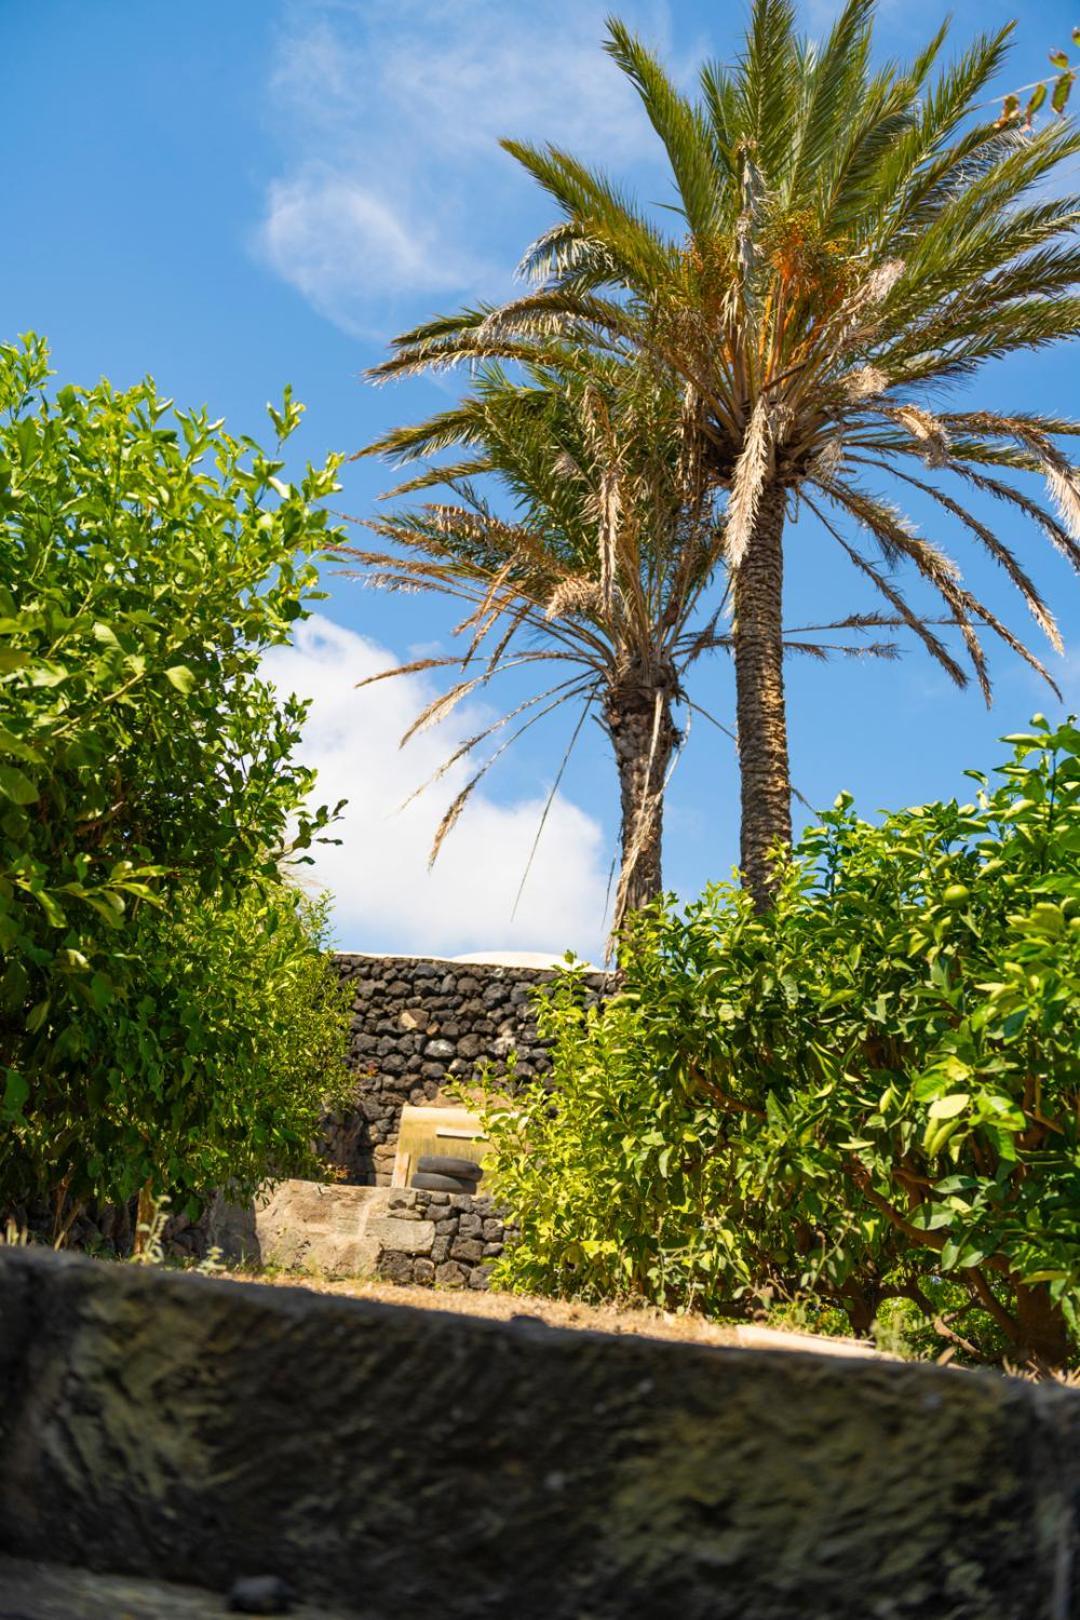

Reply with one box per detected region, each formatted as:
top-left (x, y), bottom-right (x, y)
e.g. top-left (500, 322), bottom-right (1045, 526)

top-left (372, 0), bottom-right (1080, 908)
top-left (348, 352), bottom-right (895, 933)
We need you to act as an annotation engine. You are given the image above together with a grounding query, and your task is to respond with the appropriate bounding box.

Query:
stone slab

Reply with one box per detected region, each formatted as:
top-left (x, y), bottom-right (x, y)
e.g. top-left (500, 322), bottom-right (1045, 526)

top-left (0, 1247), bottom-right (1077, 1620)
top-left (254, 1180), bottom-right (388, 1278)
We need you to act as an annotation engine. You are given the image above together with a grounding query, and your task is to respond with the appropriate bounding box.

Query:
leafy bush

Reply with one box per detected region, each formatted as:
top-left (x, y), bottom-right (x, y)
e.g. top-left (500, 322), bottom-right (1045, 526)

top-left (0, 334), bottom-right (350, 1220)
top-left (480, 718), bottom-right (1080, 1368)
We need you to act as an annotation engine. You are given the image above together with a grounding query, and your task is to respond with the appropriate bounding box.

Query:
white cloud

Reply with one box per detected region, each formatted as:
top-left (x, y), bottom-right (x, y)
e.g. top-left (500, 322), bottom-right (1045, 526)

top-left (260, 171), bottom-right (483, 333)
top-left (256, 0), bottom-right (681, 331)
top-left (263, 615), bottom-right (609, 959)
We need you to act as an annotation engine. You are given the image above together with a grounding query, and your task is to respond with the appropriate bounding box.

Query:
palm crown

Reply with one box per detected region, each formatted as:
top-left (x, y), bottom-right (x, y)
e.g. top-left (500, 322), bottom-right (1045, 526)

top-left (370, 0), bottom-right (1080, 907)
top-left (352, 350), bottom-right (897, 932)
top-left (351, 354), bottom-right (723, 932)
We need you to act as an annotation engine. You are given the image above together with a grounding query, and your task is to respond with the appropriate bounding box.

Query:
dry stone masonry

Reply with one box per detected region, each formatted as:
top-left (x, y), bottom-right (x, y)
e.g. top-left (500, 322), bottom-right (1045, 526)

top-left (376, 1187), bottom-right (517, 1290)
top-left (252, 1179), bottom-right (515, 1291)
top-left (325, 953), bottom-right (610, 1185)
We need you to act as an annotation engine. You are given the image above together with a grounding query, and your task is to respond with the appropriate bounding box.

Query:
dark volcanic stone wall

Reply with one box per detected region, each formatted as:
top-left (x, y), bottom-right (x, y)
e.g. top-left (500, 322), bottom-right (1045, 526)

top-left (325, 954), bottom-right (610, 1185)
top-left (375, 1186), bottom-right (517, 1291)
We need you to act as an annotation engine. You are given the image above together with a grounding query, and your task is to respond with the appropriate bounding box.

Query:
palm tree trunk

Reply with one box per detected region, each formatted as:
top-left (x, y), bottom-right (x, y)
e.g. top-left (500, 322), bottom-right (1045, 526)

top-left (733, 482), bottom-right (791, 910)
top-left (604, 681), bottom-right (677, 926)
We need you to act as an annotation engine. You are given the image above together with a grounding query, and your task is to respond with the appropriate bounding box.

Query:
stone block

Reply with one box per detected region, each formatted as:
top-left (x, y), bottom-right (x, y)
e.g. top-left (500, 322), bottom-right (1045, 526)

top-left (412, 1258), bottom-right (435, 1287)
top-left (433, 1260), bottom-right (466, 1288)
top-left (450, 1237), bottom-right (484, 1263)
top-left (377, 1251), bottom-right (414, 1286)
top-left (368, 1217), bottom-right (435, 1257)
top-left (255, 1180), bottom-right (381, 1278)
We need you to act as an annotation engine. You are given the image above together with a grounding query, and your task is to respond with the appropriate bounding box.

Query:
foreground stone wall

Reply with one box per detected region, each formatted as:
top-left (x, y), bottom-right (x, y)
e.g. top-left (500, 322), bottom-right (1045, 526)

top-left (326, 953), bottom-right (610, 1184)
top-left (1, 1248), bottom-right (1077, 1619)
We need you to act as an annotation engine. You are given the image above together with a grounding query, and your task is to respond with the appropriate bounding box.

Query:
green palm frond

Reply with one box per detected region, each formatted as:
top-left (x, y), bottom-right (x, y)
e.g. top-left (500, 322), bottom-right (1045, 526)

top-left (357, 0), bottom-right (1080, 911)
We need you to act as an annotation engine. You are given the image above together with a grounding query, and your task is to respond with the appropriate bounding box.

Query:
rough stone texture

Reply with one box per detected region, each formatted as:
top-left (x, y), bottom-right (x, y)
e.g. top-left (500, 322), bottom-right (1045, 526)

top-left (249, 1179), bottom-right (513, 1289)
top-left (1, 1247), bottom-right (1078, 1620)
top-left (0, 1557), bottom-right (359, 1620)
top-left (254, 1181), bottom-right (381, 1277)
top-left (323, 954), bottom-right (610, 1184)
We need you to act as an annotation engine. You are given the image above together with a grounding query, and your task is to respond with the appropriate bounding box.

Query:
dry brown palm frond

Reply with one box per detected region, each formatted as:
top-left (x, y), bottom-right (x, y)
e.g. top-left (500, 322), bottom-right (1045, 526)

top-left (844, 366), bottom-right (888, 401)
top-left (850, 454), bottom-right (1063, 653)
top-left (396, 649), bottom-right (581, 747)
top-left (425, 675), bottom-right (599, 868)
top-left (399, 675), bottom-right (596, 810)
top-left (810, 259), bottom-right (907, 364)
top-left (783, 640), bottom-right (901, 660)
top-left (944, 413), bottom-right (1080, 539)
top-left (808, 438), bottom-right (845, 479)
top-left (820, 480), bottom-right (992, 700)
top-left (429, 783), bottom-right (474, 867)
top-left (353, 656), bottom-right (463, 692)
top-left (803, 493), bottom-right (969, 689)
top-left (401, 680), bottom-right (486, 745)
top-left (887, 405), bottom-right (951, 468)
top-left (545, 578), bottom-right (605, 620)
top-left (725, 395), bottom-right (772, 571)
top-left (949, 464), bottom-right (1080, 572)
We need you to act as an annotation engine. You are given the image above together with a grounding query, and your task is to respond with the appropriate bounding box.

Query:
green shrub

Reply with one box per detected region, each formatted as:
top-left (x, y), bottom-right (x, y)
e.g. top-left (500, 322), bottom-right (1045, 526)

top-left (0, 334), bottom-right (349, 1218)
top-left (480, 718), bottom-right (1080, 1369)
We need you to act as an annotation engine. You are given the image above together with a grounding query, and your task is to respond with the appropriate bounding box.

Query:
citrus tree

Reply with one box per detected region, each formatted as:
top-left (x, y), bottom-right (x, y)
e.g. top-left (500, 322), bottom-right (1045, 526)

top-left (0, 334), bottom-right (350, 1228)
top-left (480, 717), bottom-right (1080, 1370)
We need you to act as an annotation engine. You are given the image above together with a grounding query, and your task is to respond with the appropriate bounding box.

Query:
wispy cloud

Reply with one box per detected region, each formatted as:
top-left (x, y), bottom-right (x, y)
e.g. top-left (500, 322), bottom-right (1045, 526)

top-left (263, 614), bottom-right (609, 959)
top-left (255, 0), bottom-right (680, 334)
top-left (261, 170), bottom-right (483, 333)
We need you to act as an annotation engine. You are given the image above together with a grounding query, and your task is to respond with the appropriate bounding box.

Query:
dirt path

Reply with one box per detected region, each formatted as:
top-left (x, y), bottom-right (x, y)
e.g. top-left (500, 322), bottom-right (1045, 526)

top-left (218, 1269), bottom-right (891, 1358)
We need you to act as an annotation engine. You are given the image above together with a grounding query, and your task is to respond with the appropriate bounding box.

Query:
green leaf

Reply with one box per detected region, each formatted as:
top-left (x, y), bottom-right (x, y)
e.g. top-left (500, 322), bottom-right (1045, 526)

top-left (164, 665), bottom-right (196, 694)
top-left (2, 1069), bottom-right (28, 1121)
top-left (927, 1093), bottom-right (970, 1120)
top-left (1049, 49), bottom-right (1070, 69)
top-left (1052, 72), bottom-right (1075, 114)
top-left (0, 763), bottom-right (38, 805)
top-left (1026, 83), bottom-right (1048, 119)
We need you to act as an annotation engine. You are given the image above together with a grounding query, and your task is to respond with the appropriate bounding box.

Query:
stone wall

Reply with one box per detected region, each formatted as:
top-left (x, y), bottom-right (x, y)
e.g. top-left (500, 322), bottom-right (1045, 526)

top-left (376, 1186), bottom-right (516, 1290)
top-left (326, 953), bottom-right (610, 1185)
top-left (252, 1178), bottom-right (514, 1292)
top-left (3, 1246), bottom-right (1078, 1619)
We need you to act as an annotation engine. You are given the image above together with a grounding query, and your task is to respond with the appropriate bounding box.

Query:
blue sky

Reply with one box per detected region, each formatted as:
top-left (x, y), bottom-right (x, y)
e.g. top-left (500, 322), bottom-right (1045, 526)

top-left (5, 0), bottom-right (1079, 958)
